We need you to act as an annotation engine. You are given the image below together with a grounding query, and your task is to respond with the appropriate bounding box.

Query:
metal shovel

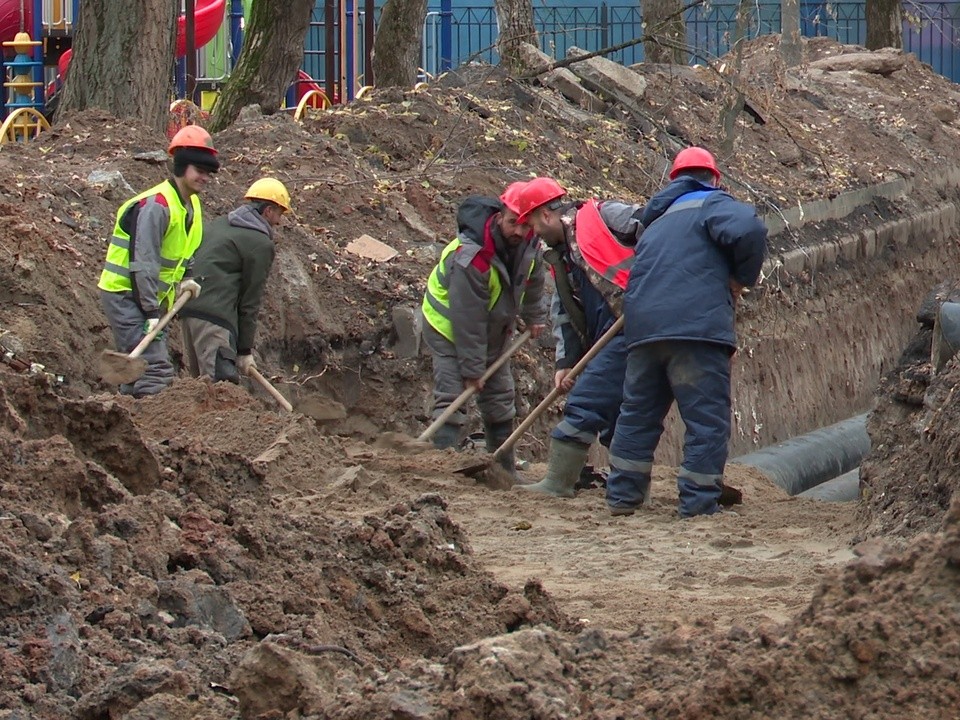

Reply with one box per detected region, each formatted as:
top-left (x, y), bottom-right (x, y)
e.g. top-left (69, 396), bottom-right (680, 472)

top-left (375, 330), bottom-right (532, 452)
top-left (98, 290), bottom-right (194, 385)
top-left (455, 316), bottom-right (624, 476)
top-left (417, 329), bottom-right (532, 443)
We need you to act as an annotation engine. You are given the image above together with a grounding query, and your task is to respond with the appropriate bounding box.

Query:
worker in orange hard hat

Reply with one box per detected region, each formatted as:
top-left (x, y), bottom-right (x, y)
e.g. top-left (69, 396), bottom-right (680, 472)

top-left (180, 178), bottom-right (292, 382)
top-left (420, 181), bottom-right (547, 474)
top-left (605, 146), bottom-right (768, 519)
top-left (512, 177), bottom-right (644, 500)
top-left (97, 125), bottom-right (220, 397)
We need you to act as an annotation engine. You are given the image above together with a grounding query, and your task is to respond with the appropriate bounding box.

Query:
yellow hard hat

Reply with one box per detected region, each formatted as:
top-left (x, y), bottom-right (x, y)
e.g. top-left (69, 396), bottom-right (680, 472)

top-left (245, 178), bottom-right (291, 212)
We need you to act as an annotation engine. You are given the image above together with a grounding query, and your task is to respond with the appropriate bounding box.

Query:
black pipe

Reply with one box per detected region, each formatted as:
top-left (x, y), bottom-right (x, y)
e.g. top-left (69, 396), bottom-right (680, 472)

top-left (730, 413), bottom-right (869, 496)
top-left (796, 468), bottom-right (860, 502)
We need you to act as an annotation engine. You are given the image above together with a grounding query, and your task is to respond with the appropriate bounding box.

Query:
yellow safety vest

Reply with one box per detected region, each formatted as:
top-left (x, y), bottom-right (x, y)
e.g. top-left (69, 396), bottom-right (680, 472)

top-left (422, 236), bottom-right (536, 343)
top-left (97, 180), bottom-right (203, 311)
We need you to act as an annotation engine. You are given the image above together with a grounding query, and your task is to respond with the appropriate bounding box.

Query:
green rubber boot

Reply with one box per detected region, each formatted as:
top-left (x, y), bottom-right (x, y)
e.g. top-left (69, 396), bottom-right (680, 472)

top-left (517, 439), bottom-right (589, 498)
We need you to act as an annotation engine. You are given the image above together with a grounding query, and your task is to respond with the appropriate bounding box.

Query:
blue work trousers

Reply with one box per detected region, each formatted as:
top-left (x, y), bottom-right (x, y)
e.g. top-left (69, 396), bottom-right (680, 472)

top-left (606, 339), bottom-right (732, 517)
top-left (551, 333), bottom-right (628, 448)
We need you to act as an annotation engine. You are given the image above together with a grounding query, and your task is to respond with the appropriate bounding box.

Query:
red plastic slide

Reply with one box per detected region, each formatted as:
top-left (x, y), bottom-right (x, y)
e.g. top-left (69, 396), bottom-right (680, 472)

top-left (175, 0), bottom-right (226, 58)
top-left (0, 0), bottom-right (34, 50)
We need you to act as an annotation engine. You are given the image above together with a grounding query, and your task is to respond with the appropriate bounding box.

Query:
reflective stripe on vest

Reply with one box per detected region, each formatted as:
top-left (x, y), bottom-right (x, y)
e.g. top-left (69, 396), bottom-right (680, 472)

top-left (574, 199), bottom-right (634, 290)
top-left (97, 180), bottom-right (203, 310)
top-left (421, 237), bottom-right (503, 342)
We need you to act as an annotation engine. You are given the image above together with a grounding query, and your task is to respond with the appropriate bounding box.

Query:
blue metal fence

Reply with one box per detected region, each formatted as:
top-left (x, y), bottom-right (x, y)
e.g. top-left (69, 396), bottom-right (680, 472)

top-left (418, 1), bottom-right (960, 83)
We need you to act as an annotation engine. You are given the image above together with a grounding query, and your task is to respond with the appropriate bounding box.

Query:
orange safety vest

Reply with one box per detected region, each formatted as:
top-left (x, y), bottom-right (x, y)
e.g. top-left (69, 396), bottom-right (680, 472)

top-left (574, 199), bottom-right (634, 289)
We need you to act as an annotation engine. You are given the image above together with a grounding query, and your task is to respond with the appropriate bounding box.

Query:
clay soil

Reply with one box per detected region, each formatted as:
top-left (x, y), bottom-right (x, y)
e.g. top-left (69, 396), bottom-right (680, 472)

top-left (3, 35), bottom-right (960, 719)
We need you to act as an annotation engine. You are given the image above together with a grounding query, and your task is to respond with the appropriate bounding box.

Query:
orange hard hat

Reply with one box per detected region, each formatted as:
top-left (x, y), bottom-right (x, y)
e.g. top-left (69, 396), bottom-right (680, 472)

top-left (168, 125), bottom-right (217, 156)
top-left (516, 177), bottom-right (567, 223)
top-left (499, 181), bottom-right (527, 215)
top-left (669, 146), bottom-right (720, 181)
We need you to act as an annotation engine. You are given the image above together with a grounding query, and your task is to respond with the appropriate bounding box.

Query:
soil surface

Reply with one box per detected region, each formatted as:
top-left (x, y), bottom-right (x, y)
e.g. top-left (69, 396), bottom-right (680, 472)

top-left (3, 35), bottom-right (960, 719)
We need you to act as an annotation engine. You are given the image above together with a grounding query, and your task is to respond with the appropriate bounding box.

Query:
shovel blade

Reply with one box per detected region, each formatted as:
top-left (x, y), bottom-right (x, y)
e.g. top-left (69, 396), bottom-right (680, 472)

top-left (373, 431), bottom-right (434, 453)
top-left (453, 456), bottom-right (493, 477)
top-left (98, 350), bottom-right (147, 385)
top-left (719, 483), bottom-right (743, 506)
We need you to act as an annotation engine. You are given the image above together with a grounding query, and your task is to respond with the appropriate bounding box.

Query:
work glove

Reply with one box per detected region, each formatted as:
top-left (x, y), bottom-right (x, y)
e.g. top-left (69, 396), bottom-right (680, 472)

top-left (142, 317), bottom-right (162, 341)
top-left (180, 278), bottom-right (202, 299)
top-left (237, 354), bottom-right (257, 376)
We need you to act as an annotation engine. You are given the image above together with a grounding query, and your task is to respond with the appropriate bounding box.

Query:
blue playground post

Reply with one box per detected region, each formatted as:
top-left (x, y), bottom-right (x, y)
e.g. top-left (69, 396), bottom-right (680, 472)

top-left (32, 0), bottom-right (43, 105)
top-left (230, 0), bottom-right (244, 66)
top-left (439, 0), bottom-right (452, 72)
top-left (345, 0), bottom-right (355, 101)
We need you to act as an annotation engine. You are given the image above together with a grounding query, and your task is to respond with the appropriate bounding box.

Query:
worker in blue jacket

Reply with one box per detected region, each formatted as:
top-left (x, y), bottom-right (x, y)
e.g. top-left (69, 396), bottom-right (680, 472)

top-left (605, 147), bottom-right (768, 518)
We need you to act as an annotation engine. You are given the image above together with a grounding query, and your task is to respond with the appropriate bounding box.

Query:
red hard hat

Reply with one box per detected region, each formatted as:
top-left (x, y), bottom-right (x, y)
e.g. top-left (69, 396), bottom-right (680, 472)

top-left (168, 125), bottom-right (217, 156)
top-left (516, 177), bottom-right (567, 223)
top-left (499, 181), bottom-right (527, 214)
top-left (669, 146), bottom-right (720, 181)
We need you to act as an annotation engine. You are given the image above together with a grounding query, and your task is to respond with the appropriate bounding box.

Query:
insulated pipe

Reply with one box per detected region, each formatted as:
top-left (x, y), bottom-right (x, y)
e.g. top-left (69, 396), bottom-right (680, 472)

top-left (796, 468), bottom-right (860, 502)
top-left (730, 413), bottom-right (869, 496)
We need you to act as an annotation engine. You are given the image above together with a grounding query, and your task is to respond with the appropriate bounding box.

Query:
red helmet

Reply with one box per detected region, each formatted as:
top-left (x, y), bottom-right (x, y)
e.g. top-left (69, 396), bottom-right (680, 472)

top-left (669, 146), bottom-right (720, 181)
top-left (499, 181), bottom-right (527, 214)
top-left (168, 125), bottom-right (217, 156)
top-left (516, 177), bottom-right (567, 223)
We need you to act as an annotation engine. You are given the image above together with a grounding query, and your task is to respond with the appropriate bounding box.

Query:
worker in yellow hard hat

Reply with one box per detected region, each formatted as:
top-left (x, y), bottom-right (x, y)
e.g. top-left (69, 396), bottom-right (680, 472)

top-left (179, 178), bottom-right (291, 382)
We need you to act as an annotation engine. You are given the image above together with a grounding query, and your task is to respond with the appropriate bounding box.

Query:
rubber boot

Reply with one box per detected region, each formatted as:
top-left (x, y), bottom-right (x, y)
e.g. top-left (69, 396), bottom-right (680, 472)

top-left (518, 439), bottom-right (589, 498)
top-left (484, 420), bottom-right (516, 476)
top-left (431, 422), bottom-right (461, 450)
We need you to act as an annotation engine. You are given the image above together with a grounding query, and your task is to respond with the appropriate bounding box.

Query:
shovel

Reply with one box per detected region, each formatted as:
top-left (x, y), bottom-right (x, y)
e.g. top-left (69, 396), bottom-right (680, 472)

top-left (247, 367), bottom-right (295, 412)
top-left (416, 329), bottom-right (532, 443)
top-left (455, 316), bottom-right (624, 476)
top-left (376, 330), bottom-right (533, 452)
top-left (98, 291), bottom-right (194, 385)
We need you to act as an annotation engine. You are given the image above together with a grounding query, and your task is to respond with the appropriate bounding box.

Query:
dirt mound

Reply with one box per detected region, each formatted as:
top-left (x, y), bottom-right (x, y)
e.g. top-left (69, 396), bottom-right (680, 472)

top-left (856, 281), bottom-right (960, 540)
top-left (0, 369), bottom-right (571, 718)
top-left (5, 32), bottom-right (960, 719)
top-left (304, 497), bottom-right (960, 720)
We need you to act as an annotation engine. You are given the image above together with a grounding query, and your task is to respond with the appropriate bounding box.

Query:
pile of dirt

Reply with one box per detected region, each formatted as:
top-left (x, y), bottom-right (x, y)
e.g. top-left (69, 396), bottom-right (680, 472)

top-left (3, 32), bottom-right (960, 719)
top-left (857, 280), bottom-right (960, 540)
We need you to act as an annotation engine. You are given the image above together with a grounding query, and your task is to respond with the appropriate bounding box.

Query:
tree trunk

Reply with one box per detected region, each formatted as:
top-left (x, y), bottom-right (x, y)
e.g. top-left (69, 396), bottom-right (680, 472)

top-left (56, 0), bottom-right (177, 132)
top-left (209, 0), bottom-right (314, 132)
top-left (780, 0), bottom-right (802, 67)
top-left (719, 0), bottom-right (750, 155)
top-left (642, 0), bottom-right (686, 64)
top-left (866, 0), bottom-right (903, 50)
top-left (372, 0), bottom-right (429, 87)
top-left (495, 0), bottom-right (539, 74)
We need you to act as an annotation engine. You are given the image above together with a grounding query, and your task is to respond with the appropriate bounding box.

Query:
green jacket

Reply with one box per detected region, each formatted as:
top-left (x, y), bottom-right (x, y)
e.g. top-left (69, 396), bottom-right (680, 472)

top-left (180, 204), bottom-right (275, 354)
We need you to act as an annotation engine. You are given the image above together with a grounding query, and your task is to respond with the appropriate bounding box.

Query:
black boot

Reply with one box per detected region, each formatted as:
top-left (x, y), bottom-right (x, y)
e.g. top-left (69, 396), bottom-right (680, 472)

top-left (432, 423), bottom-right (461, 450)
top-left (484, 419), bottom-right (516, 476)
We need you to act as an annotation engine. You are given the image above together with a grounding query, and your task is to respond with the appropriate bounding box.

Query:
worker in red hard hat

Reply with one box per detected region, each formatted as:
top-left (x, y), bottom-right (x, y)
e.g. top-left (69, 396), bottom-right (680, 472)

top-left (97, 125), bottom-right (220, 397)
top-left (420, 182), bottom-right (547, 475)
top-left (605, 146), bottom-right (768, 518)
top-left (512, 177), bottom-right (644, 499)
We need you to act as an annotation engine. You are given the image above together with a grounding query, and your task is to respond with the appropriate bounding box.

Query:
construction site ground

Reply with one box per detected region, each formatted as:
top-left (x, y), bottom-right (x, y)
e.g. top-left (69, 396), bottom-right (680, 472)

top-left (4, 36), bottom-right (960, 719)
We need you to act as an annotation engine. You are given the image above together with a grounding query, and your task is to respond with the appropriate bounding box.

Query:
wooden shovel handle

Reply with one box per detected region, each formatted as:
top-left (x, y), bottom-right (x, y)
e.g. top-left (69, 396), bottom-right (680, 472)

top-left (417, 329), bottom-right (533, 443)
top-left (127, 291), bottom-right (194, 360)
top-left (493, 315), bottom-right (625, 459)
top-left (248, 367), bottom-right (294, 412)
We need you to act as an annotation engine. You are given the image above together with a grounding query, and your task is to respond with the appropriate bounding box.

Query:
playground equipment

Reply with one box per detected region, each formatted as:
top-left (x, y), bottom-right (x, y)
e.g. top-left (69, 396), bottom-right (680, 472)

top-left (0, 0), bottom-right (373, 141)
top-left (1, 30), bottom-right (47, 143)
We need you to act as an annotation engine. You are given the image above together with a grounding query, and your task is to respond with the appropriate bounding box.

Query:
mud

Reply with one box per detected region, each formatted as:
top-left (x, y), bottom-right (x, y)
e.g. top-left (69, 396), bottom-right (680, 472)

top-left (3, 34), bottom-right (960, 719)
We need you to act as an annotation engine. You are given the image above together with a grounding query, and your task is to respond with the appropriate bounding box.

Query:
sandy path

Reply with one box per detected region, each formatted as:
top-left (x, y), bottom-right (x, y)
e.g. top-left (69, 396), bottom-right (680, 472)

top-left (443, 464), bottom-right (857, 632)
